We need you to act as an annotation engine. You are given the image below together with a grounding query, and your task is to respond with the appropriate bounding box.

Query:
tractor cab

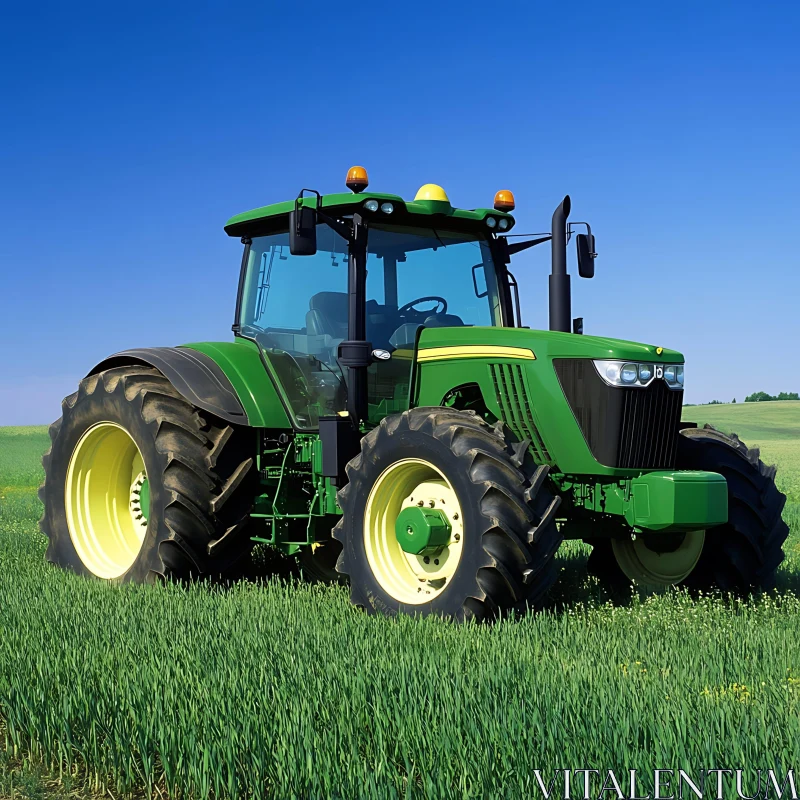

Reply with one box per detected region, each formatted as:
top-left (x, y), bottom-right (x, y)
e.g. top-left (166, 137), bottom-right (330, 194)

top-left (226, 168), bottom-right (586, 429)
top-left (236, 218), bottom-right (504, 427)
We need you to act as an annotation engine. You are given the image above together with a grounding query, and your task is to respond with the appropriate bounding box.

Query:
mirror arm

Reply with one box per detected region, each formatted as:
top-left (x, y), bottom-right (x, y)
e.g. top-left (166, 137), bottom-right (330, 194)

top-left (294, 188), bottom-right (353, 242)
top-left (503, 235), bottom-right (552, 256)
top-left (315, 208), bottom-right (353, 242)
top-left (567, 222), bottom-right (596, 256)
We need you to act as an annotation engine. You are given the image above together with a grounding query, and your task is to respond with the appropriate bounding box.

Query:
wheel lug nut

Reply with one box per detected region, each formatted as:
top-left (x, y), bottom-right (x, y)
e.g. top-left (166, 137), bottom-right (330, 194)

top-left (454, 533), bottom-right (461, 542)
top-left (453, 513), bottom-right (459, 520)
top-left (423, 556), bottom-right (430, 564)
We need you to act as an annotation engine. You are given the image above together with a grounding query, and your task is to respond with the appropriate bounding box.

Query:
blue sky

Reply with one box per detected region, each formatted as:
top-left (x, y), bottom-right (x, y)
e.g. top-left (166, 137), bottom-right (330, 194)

top-left (1, 0), bottom-right (798, 424)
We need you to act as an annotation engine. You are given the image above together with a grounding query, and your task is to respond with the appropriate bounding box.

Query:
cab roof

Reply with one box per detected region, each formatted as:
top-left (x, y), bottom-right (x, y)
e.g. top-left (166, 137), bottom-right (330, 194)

top-left (223, 190), bottom-right (516, 238)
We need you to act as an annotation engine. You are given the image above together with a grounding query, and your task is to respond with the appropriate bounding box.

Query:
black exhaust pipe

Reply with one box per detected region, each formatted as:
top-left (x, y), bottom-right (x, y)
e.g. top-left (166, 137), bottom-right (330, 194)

top-left (549, 195), bottom-right (571, 333)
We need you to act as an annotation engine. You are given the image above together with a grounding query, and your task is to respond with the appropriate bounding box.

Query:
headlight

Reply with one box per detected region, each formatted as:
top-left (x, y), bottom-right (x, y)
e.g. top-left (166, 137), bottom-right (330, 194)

top-left (497, 218), bottom-right (509, 230)
top-left (485, 217), bottom-right (497, 229)
top-left (593, 360), bottom-right (684, 390)
top-left (364, 199), bottom-right (379, 212)
top-left (380, 202), bottom-right (394, 214)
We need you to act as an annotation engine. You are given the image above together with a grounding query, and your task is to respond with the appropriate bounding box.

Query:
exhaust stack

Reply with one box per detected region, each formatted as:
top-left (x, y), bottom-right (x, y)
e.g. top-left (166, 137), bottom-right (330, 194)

top-left (549, 195), bottom-right (571, 333)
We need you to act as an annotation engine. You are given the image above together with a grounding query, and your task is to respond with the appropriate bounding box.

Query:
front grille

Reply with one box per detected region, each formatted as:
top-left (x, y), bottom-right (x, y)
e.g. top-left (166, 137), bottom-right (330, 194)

top-left (489, 363), bottom-right (553, 465)
top-left (554, 358), bottom-right (683, 469)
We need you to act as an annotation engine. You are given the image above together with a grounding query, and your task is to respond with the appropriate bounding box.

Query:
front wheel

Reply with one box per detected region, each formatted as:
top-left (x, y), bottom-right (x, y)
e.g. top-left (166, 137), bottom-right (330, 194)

top-left (332, 407), bottom-right (563, 621)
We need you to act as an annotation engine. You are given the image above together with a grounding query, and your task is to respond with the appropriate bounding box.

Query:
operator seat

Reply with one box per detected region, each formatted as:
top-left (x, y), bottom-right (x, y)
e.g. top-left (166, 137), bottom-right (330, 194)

top-left (307, 292), bottom-right (401, 349)
top-left (306, 292), bottom-right (349, 340)
top-left (423, 313), bottom-right (464, 328)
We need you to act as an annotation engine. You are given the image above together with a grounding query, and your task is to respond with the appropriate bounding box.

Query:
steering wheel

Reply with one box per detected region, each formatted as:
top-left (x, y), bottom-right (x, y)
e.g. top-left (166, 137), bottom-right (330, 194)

top-left (398, 296), bottom-right (448, 316)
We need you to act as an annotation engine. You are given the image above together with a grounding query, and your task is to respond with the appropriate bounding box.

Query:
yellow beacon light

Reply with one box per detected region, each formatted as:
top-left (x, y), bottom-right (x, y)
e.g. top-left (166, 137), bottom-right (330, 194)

top-left (494, 190), bottom-right (515, 211)
top-left (414, 184), bottom-right (450, 202)
top-left (346, 166), bottom-right (369, 193)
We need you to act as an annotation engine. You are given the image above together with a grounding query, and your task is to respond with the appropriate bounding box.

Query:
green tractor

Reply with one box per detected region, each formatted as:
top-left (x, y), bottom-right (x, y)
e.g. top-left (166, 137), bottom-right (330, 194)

top-left (39, 167), bottom-right (789, 620)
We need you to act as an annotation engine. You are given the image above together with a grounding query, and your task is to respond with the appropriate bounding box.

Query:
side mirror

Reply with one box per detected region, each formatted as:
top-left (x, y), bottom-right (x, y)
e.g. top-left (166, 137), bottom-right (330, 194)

top-left (471, 263), bottom-right (488, 298)
top-left (289, 206), bottom-right (317, 256)
top-left (576, 233), bottom-right (596, 278)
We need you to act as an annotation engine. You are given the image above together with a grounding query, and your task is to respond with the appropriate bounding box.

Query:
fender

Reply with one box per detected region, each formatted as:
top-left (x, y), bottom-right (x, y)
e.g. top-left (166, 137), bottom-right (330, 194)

top-left (88, 339), bottom-right (291, 428)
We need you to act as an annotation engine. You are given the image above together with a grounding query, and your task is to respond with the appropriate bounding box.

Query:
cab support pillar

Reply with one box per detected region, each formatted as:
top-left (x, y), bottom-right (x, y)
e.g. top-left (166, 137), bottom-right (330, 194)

top-left (338, 213), bottom-right (371, 425)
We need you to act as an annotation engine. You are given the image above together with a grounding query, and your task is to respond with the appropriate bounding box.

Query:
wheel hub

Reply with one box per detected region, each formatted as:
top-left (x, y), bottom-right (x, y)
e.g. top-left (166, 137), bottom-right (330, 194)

top-left (129, 472), bottom-right (150, 527)
top-left (363, 459), bottom-right (464, 604)
top-left (395, 505), bottom-right (451, 555)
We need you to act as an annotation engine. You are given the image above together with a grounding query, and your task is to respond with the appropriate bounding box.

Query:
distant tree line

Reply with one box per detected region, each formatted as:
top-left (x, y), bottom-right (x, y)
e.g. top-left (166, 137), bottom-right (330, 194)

top-left (684, 392), bottom-right (798, 407)
top-left (744, 391), bottom-right (799, 402)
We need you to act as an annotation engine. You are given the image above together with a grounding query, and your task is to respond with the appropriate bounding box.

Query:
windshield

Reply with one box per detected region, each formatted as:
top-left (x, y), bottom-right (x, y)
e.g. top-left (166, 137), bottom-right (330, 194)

top-left (238, 222), bottom-right (501, 426)
top-left (364, 225), bottom-right (500, 349)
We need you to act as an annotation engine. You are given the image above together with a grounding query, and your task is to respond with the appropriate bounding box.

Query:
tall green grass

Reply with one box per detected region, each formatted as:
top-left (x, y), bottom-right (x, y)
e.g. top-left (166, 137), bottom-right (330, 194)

top-left (1, 420), bottom-right (799, 799)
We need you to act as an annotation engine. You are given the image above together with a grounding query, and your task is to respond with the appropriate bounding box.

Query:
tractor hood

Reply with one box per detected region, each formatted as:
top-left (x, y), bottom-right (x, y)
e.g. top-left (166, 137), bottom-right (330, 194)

top-left (414, 326), bottom-right (684, 477)
top-left (417, 326), bottom-right (684, 364)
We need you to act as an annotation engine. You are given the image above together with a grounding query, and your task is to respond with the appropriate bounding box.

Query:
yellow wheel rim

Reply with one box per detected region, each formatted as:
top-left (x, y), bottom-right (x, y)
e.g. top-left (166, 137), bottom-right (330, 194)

top-left (65, 422), bottom-right (149, 579)
top-left (612, 530), bottom-right (705, 586)
top-left (364, 458), bottom-right (463, 604)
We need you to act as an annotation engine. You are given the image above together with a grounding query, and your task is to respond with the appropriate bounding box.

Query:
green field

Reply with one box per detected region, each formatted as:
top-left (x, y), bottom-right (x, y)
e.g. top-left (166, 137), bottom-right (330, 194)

top-left (682, 401), bottom-right (800, 507)
top-left (1, 406), bottom-right (799, 799)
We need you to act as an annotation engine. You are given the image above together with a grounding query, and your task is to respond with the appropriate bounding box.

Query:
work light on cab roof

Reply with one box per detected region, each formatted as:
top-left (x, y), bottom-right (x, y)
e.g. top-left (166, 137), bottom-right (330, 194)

top-left (494, 190), bottom-right (515, 212)
top-left (346, 165), bottom-right (369, 193)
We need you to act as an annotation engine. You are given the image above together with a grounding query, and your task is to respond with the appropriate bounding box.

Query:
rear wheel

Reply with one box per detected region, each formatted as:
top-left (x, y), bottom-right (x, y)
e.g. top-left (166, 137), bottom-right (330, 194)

top-left (333, 407), bottom-right (563, 621)
top-left (39, 366), bottom-right (257, 582)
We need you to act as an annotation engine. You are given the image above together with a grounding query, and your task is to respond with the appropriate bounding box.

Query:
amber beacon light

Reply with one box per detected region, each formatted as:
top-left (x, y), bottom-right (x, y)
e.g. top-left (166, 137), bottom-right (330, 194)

top-left (493, 190), bottom-right (515, 211)
top-left (346, 166), bottom-right (369, 193)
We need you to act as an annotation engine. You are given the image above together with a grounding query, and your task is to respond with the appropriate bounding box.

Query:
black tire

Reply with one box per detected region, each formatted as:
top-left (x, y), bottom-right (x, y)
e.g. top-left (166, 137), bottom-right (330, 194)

top-left (332, 407), bottom-right (563, 621)
top-left (678, 425), bottom-right (788, 592)
top-left (587, 425), bottom-right (789, 594)
top-left (39, 365), bottom-right (257, 582)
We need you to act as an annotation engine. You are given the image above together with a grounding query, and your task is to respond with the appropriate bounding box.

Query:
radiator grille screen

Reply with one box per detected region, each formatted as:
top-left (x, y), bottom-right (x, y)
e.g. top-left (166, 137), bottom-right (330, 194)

top-left (554, 358), bottom-right (683, 469)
